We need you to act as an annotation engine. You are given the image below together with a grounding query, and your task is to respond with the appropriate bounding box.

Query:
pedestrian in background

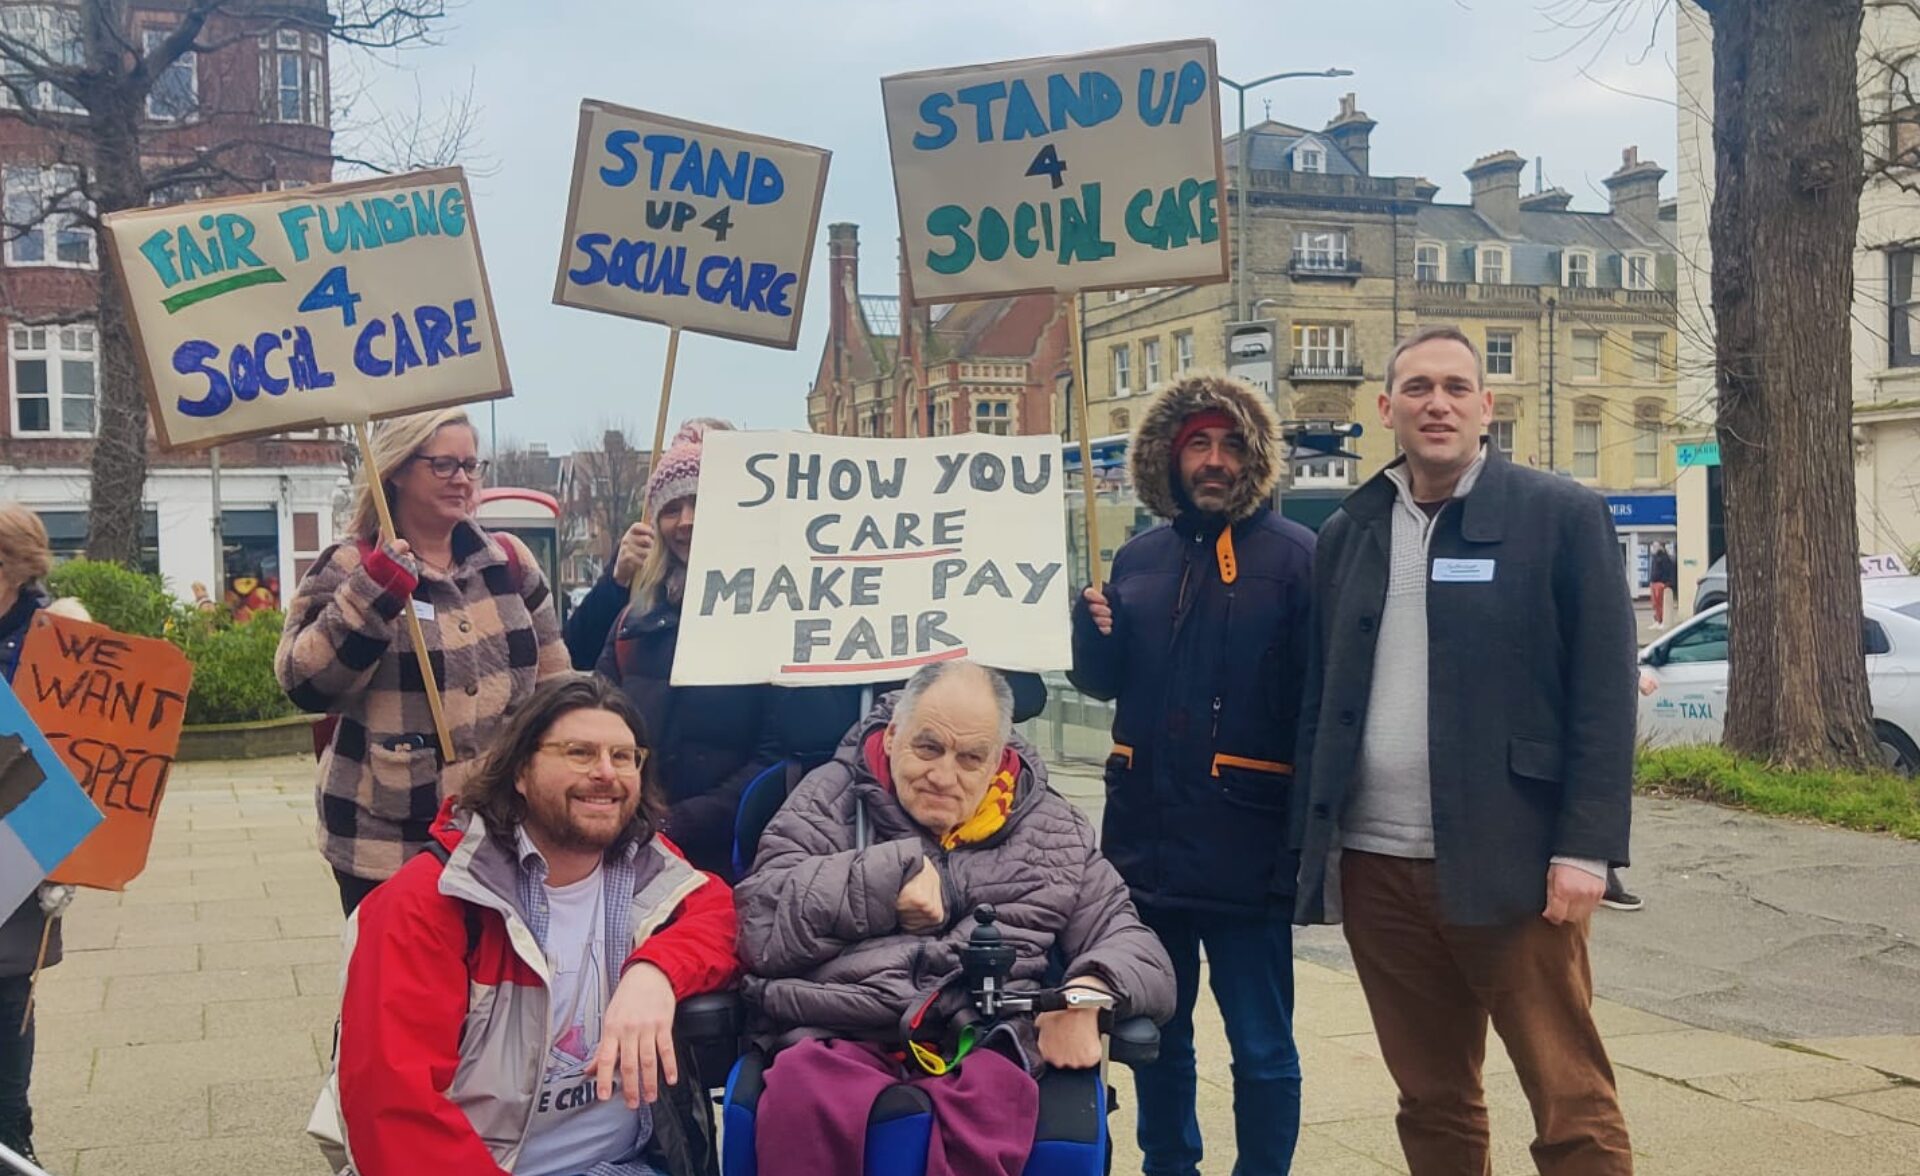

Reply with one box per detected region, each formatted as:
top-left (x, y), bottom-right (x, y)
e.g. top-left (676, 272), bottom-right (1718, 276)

top-left (1294, 325), bottom-right (1636, 1174)
top-left (1649, 541), bottom-right (1677, 630)
top-left (279, 407), bottom-right (569, 915)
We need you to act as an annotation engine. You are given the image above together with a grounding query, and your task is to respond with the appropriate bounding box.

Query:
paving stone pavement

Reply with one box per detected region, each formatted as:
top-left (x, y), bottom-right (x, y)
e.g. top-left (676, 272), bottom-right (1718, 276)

top-left (24, 755), bottom-right (1920, 1174)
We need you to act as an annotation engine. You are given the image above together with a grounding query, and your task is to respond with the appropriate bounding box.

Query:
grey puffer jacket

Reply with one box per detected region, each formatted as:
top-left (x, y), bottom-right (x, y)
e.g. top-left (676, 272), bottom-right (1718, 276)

top-left (736, 695), bottom-right (1175, 1063)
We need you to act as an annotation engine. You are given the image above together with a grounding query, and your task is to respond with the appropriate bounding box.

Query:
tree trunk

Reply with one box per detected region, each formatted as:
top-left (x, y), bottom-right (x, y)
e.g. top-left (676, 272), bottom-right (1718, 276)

top-left (1709, 0), bottom-right (1879, 768)
top-left (80, 10), bottom-right (150, 567)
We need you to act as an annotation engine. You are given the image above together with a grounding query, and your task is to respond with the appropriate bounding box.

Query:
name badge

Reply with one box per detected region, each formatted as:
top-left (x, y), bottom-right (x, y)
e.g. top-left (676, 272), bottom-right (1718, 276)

top-left (1431, 558), bottom-right (1496, 583)
top-left (411, 598), bottom-right (436, 621)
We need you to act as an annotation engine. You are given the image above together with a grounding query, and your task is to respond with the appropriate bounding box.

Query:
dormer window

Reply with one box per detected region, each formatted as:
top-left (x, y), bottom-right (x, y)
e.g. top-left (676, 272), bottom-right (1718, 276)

top-left (1564, 248), bottom-right (1595, 288)
top-left (1294, 139), bottom-right (1326, 174)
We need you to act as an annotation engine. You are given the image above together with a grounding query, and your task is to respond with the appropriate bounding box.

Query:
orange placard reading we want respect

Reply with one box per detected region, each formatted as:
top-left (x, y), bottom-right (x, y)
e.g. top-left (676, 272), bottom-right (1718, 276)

top-left (17, 612), bottom-right (194, 891)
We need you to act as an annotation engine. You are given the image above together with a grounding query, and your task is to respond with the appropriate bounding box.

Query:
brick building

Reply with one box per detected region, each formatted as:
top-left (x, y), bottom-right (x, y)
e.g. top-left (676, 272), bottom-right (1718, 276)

top-left (806, 222), bottom-right (1071, 442)
top-left (0, 0), bottom-right (345, 599)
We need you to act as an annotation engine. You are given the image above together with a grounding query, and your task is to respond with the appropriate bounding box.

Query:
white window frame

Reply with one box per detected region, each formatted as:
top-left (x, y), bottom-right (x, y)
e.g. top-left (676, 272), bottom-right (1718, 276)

top-left (1415, 241), bottom-right (1446, 282)
top-left (3, 165), bottom-right (95, 268)
top-left (1142, 337), bottom-right (1162, 387)
top-left (1633, 333), bottom-right (1664, 382)
top-left (1634, 418), bottom-right (1660, 481)
top-left (10, 323), bottom-right (98, 437)
top-left (259, 28), bottom-right (327, 127)
top-left (1295, 142), bottom-right (1326, 174)
top-left (142, 28), bottom-right (197, 122)
top-left (1563, 248), bottom-right (1595, 288)
top-left (933, 398), bottom-right (952, 436)
top-left (1110, 344), bottom-right (1132, 397)
top-left (1174, 331), bottom-right (1194, 374)
top-left (1477, 244), bottom-right (1508, 285)
top-left (1293, 229), bottom-right (1349, 271)
top-left (1488, 418), bottom-right (1516, 458)
top-left (1571, 331), bottom-right (1603, 380)
top-left (0, 6), bottom-right (83, 114)
top-left (1292, 323), bottom-right (1352, 374)
top-left (1624, 251), bottom-right (1654, 291)
top-left (973, 399), bottom-right (1013, 436)
top-left (1292, 457), bottom-right (1353, 489)
top-left (1485, 330), bottom-right (1517, 378)
top-left (1572, 419), bottom-right (1601, 479)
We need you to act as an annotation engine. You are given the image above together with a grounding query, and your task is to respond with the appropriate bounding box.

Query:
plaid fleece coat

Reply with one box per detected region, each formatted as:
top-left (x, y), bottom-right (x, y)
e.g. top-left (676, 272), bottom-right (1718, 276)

top-left (277, 521), bottom-right (569, 881)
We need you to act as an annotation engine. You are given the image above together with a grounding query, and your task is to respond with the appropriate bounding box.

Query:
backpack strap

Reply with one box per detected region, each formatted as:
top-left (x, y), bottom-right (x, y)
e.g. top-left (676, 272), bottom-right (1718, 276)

top-left (419, 840), bottom-right (484, 959)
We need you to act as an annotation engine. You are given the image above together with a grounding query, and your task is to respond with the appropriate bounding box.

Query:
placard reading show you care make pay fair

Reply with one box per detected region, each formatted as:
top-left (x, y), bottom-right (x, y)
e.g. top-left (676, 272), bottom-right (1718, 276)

top-left (103, 167), bottom-right (510, 449)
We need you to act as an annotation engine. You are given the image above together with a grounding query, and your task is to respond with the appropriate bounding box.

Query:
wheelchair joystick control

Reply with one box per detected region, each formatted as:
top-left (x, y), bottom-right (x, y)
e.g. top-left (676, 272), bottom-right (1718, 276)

top-left (962, 905), bottom-right (1018, 1020)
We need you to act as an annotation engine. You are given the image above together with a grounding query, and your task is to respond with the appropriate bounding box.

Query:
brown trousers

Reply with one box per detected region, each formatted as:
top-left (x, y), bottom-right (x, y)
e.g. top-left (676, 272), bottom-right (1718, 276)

top-left (1340, 851), bottom-right (1633, 1176)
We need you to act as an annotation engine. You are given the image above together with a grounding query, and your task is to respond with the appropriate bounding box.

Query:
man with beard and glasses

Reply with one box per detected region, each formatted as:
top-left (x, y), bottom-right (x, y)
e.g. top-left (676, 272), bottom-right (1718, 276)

top-left (1070, 374), bottom-right (1316, 1175)
top-left (325, 675), bottom-right (739, 1176)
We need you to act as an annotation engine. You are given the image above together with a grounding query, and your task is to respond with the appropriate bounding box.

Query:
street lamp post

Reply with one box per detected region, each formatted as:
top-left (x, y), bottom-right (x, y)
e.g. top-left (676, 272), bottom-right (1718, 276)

top-left (1219, 67), bottom-right (1354, 321)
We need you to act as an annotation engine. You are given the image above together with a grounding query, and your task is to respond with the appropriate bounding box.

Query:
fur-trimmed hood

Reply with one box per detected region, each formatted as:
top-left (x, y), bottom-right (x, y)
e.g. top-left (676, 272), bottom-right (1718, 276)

top-left (1129, 374), bottom-right (1280, 522)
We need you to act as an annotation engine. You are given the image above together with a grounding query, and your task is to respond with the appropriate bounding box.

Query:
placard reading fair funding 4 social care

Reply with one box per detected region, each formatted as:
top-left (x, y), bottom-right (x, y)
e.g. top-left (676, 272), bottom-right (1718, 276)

top-left (103, 167), bottom-right (510, 450)
top-left (883, 39), bottom-right (1230, 304)
top-left (554, 100), bottom-right (831, 349)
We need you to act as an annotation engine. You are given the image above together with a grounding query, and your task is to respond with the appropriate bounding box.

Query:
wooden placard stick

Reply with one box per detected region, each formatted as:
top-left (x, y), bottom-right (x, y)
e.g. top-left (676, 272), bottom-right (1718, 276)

top-left (1061, 294), bottom-right (1104, 591)
top-left (352, 421), bottom-right (457, 764)
top-left (629, 325), bottom-right (682, 607)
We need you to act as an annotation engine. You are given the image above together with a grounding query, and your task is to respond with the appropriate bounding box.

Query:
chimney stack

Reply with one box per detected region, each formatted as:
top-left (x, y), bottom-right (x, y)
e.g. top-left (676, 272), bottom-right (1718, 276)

top-left (1604, 146), bottom-right (1666, 228)
top-left (1519, 187), bottom-right (1574, 213)
top-left (828, 222), bottom-right (860, 381)
top-left (1323, 92), bottom-right (1376, 176)
top-left (1464, 150), bottom-right (1527, 231)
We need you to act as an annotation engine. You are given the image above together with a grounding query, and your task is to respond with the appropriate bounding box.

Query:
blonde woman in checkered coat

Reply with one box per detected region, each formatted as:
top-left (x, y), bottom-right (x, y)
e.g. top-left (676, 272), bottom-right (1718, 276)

top-left (277, 408), bottom-right (570, 914)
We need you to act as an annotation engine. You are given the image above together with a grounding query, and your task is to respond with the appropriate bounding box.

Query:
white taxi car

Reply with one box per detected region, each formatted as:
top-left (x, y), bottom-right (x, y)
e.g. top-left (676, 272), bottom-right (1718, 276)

top-left (1637, 574), bottom-right (1920, 775)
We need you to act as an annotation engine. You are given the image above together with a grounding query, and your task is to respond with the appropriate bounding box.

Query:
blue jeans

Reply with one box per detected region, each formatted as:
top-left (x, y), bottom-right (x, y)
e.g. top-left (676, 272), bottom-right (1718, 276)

top-left (1133, 906), bottom-right (1300, 1176)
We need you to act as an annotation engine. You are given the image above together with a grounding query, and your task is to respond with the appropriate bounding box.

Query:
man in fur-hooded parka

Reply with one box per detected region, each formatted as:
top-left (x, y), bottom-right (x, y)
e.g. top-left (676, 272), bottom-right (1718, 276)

top-left (1067, 372), bottom-right (1315, 1173)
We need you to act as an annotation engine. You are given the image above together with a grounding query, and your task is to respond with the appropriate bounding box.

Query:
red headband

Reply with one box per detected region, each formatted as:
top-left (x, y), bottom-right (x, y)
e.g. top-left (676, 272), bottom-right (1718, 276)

top-left (1173, 410), bottom-right (1238, 454)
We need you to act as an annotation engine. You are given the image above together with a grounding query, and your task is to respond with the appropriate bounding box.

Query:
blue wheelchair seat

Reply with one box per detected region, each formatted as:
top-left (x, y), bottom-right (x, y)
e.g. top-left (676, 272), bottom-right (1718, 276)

top-left (719, 1047), bottom-right (1110, 1176)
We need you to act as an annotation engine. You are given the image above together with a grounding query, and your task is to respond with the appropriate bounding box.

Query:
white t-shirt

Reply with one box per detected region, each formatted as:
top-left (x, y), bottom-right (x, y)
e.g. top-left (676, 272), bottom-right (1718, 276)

top-left (513, 863), bottom-right (649, 1176)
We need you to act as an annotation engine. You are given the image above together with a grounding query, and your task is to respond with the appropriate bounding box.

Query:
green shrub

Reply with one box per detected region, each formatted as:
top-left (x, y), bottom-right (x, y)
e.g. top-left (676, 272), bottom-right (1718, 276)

top-left (45, 560), bottom-right (174, 638)
top-left (174, 610), bottom-right (296, 726)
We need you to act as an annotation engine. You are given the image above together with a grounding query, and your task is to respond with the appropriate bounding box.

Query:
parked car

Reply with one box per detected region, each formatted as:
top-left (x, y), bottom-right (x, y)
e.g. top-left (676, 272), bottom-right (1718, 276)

top-left (1637, 575), bottom-right (1920, 775)
top-left (1693, 555), bottom-right (1727, 615)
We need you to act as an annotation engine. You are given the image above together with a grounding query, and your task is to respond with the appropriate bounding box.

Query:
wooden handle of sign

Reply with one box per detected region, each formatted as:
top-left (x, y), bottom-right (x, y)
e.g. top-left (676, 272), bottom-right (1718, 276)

top-left (19, 915), bottom-right (51, 1035)
top-left (353, 422), bottom-right (458, 765)
top-left (630, 325), bottom-right (682, 608)
top-left (1062, 295), bottom-right (1103, 591)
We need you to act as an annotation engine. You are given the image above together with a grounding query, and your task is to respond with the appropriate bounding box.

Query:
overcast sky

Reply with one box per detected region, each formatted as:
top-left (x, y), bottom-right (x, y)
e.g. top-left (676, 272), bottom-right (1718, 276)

top-left (349, 0), bottom-right (1678, 456)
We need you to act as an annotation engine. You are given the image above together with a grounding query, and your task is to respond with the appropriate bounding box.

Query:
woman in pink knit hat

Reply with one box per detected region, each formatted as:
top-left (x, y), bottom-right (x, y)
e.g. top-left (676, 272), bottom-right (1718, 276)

top-left (593, 419), bottom-right (783, 876)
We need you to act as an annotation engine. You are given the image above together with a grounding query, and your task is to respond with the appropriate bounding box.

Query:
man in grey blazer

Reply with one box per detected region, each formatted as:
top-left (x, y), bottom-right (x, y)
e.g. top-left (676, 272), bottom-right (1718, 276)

top-left (1293, 325), bottom-right (1635, 1174)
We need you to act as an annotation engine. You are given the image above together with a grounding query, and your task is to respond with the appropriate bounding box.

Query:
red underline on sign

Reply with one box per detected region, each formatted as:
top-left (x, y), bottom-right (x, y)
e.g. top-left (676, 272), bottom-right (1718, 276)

top-left (810, 548), bottom-right (963, 563)
top-left (780, 647), bottom-right (971, 675)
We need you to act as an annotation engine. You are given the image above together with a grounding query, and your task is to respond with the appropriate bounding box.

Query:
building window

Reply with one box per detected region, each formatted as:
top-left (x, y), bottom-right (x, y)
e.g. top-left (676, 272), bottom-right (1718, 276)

top-left (1634, 410), bottom-right (1661, 481)
top-left (1293, 229), bottom-right (1349, 271)
top-left (1893, 58), bottom-right (1920, 160)
top-left (1571, 331), bottom-right (1602, 380)
top-left (0, 6), bottom-right (82, 114)
top-left (973, 400), bottom-right (1012, 436)
top-left (1292, 323), bottom-right (1352, 374)
top-left (1564, 250), bottom-right (1594, 288)
top-left (1573, 419), bottom-right (1600, 479)
top-left (1416, 242), bottom-right (1445, 282)
top-left (933, 399), bottom-right (952, 436)
top-left (1633, 333), bottom-right (1665, 382)
top-left (260, 29), bottom-right (327, 127)
top-left (1174, 331), bottom-right (1194, 374)
top-left (1477, 245), bottom-right (1507, 285)
top-left (142, 29), bottom-right (197, 122)
top-left (1296, 144), bottom-right (1325, 173)
top-left (1889, 250), bottom-right (1920, 367)
top-left (1625, 252), bottom-right (1654, 291)
top-left (3, 165), bottom-right (94, 268)
top-left (11, 323), bottom-right (97, 436)
top-left (1142, 337), bottom-right (1162, 387)
top-left (1485, 331), bottom-right (1516, 377)
top-left (1110, 345), bottom-right (1131, 397)
top-left (1488, 419), bottom-right (1515, 458)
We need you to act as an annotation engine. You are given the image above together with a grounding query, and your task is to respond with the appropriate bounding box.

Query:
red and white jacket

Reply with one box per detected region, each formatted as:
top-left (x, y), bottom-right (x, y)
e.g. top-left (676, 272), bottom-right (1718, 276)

top-left (322, 798), bottom-right (739, 1175)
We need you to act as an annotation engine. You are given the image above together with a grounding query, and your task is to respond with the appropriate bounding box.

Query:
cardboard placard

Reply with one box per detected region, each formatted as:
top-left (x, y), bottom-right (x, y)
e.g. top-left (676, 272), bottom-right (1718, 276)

top-left (672, 431), bottom-right (1071, 686)
top-left (883, 39), bottom-right (1229, 304)
top-left (102, 167), bottom-right (511, 450)
top-left (553, 100), bottom-right (831, 349)
top-left (0, 674), bottom-right (103, 914)
top-left (19, 614), bottom-right (194, 891)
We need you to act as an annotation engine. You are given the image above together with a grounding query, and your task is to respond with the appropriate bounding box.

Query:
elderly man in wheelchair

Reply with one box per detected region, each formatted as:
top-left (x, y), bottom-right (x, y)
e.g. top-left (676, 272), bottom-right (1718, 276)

top-left (726, 660), bottom-right (1175, 1176)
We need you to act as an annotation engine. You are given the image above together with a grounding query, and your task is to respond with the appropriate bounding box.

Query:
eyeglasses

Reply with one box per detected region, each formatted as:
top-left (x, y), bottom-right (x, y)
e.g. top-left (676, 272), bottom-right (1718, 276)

top-left (537, 740), bottom-right (647, 778)
top-left (411, 455), bottom-right (490, 481)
